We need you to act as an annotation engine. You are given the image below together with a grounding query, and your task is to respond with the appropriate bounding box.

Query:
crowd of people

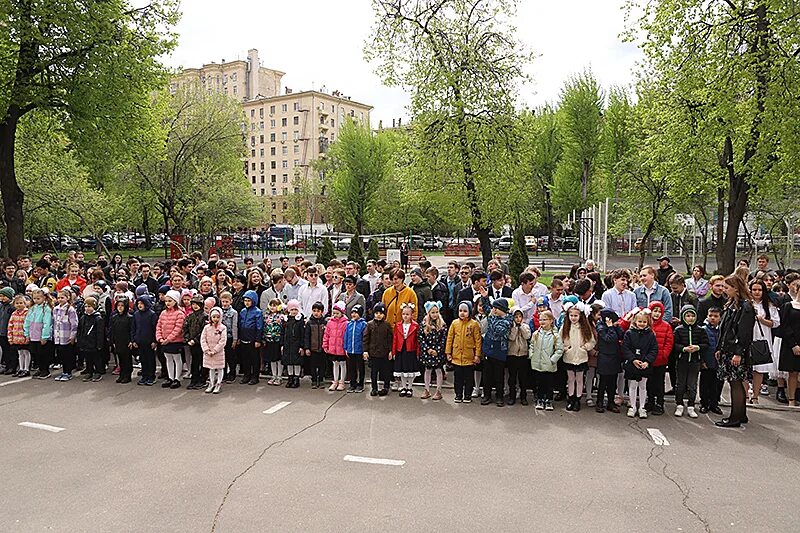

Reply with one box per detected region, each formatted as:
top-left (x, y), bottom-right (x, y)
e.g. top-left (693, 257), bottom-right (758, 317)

top-left (1, 249), bottom-right (798, 428)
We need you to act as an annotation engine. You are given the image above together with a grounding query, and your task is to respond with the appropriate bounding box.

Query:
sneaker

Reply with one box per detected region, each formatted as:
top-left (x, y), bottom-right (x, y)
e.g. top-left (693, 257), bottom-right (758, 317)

top-left (652, 404), bottom-right (665, 416)
top-left (463, 397), bottom-right (472, 403)
top-left (213, 383), bottom-right (221, 394)
top-left (137, 378), bottom-right (147, 385)
top-left (355, 386), bottom-right (364, 393)
top-left (112, 366), bottom-right (120, 375)
top-left (391, 381), bottom-right (399, 392)
top-left (586, 398), bottom-right (595, 407)
top-left (544, 400), bottom-right (553, 411)
top-left (432, 391), bottom-right (442, 401)
top-left (162, 379), bottom-right (173, 388)
top-left (639, 408), bottom-right (648, 419)
top-left (91, 374), bottom-right (103, 382)
top-left (378, 389), bottom-right (388, 397)
top-left (687, 406), bottom-right (698, 418)
top-left (454, 397), bottom-right (463, 403)
top-left (205, 384), bottom-right (214, 393)
top-left (406, 388), bottom-right (413, 397)
top-left (62, 373), bottom-right (73, 381)
top-left (607, 403), bottom-right (620, 413)
top-left (421, 390), bottom-right (431, 400)
top-left (144, 379), bottom-right (155, 386)
top-left (535, 400), bottom-right (544, 410)
top-left (336, 381), bottom-right (346, 391)
top-left (674, 405), bottom-right (685, 417)
top-left (169, 380), bottom-right (181, 389)
top-left (627, 407), bottom-right (636, 418)
top-left (760, 384), bottom-right (769, 396)
top-left (34, 371), bottom-right (50, 380)
top-left (83, 373), bottom-right (94, 382)
top-left (370, 389), bottom-right (378, 397)
top-left (471, 388), bottom-right (479, 398)
top-left (346, 386), bottom-right (356, 394)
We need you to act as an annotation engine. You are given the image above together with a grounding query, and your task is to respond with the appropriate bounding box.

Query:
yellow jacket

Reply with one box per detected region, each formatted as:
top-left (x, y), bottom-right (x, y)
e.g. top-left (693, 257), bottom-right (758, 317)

top-left (382, 285), bottom-right (418, 327)
top-left (446, 318), bottom-right (482, 366)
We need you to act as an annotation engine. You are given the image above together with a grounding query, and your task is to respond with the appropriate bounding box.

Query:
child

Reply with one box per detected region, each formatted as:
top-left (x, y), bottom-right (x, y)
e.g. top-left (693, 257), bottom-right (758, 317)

top-left (25, 288), bottom-right (54, 379)
top-left (623, 309), bottom-right (658, 418)
top-left (699, 307), bottom-right (722, 414)
top-left (156, 290), bottom-right (186, 389)
top-left (109, 297), bottom-right (134, 384)
top-left (0, 287), bottom-right (15, 375)
top-left (201, 307), bottom-right (227, 394)
top-left (595, 309), bottom-right (624, 413)
top-left (9, 295), bottom-right (30, 377)
top-left (364, 302), bottom-right (394, 396)
top-left (645, 301), bottom-right (674, 415)
top-left (184, 294), bottom-right (207, 390)
top-left (585, 302), bottom-right (604, 407)
top-left (529, 310), bottom-right (562, 410)
top-left (418, 301), bottom-right (448, 400)
top-left (560, 303), bottom-right (596, 411)
top-left (393, 302), bottom-right (420, 397)
top-left (132, 294), bottom-right (158, 385)
top-left (262, 298), bottom-right (285, 386)
top-left (323, 301), bottom-right (348, 391)
top-left (218, 291), bottom-right (239, 383)
top-left (344, 304), bottom-right (367, 393)
top-left (507, 306), bottom-right (532, 405)
top-left (480, 298), bottom-right (513, 407)
top-left (672, 305), bottom-right (709, 418)
top-left (281, 299), bottom-right (305, 388)
top-left (305, 301), bottom-right (327, 389)
top-left (77, 296), bottom-right (106, 382)
top-left (237, 290), bottom-right (264, 385)
top-left (52, 289), bottom-right (78, 381)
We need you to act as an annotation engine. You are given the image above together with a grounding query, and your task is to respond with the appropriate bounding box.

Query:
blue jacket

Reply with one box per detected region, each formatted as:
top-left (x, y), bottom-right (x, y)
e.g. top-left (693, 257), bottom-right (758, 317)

top-left (238, 290), bottom-right (264, 342)
top-left (596, 321), bottom-right (624, 375)
top-left (702, 322), bottom-right (720, 369)
top-left (481, 313), bottom-right (513, 361)
top-left (634, 283), bottom-right (674, 321)
top-left (344, 318), bottom-right (367, 354)
top-left (132, 295), bottom-right (157, 345)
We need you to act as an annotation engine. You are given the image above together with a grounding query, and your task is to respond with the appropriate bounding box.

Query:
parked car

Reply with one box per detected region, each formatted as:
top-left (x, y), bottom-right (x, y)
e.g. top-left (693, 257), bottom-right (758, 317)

top-left (60, 236), bottom-right (80, 250)
top-left (753, 234), bottom-right (771, 250)
top-left (336, 237), bottom-right (352, 251)
top-left (496, 236), bottom-right (513, 251)
top-left (562, 237), bottom-right (578, 252)
top-left (422, 237), bottom-right (443, 251)
top-left (400, 236), bottom-right (425, 249)
top-left (524, 236), bottom-right (538, 252)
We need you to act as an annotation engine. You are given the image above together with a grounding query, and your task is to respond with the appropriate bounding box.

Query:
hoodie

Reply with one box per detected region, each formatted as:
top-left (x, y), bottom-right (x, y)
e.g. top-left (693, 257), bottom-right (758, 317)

top-left (648, 301), bottom-right (674, 367)
top-left (237, 290), bottom-right (264, 343)
top-left (344, 316), bottom-right (367, 354)
top-left (672, 305), bottom-right (709, 365)
top-left (132, 295), bottom-right (157, 346)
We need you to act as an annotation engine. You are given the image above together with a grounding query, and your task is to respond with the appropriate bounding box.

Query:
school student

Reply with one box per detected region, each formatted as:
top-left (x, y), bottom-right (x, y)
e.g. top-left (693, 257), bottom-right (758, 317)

top-left (529, 310), bottom-right (562, 411)
top-left (78, 296), bottom-right (106, 382)
top-left (132, 294), bottom-right (158, 386)
top-left (344, 304), bottom-right (367, 393)
top-left (304, 301), bottom-right (327, 389)
top-left (281, 299), bottom-right (306, 388)
top-left (156, 290), bottom-right (186, 389)
top-left (52, 289), bottom-right (78, 381)
top-left (26, 288), bottom-right (53, 379)
top-left (363, 302), bottom-right (393, 396)
top-left (201, 307), bottom-right (227, 394)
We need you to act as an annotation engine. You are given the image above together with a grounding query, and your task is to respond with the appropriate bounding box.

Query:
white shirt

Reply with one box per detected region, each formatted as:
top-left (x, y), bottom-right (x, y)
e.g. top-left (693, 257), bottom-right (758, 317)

top-left (299, 281), bottom-right (328, 316)
top-left (402, 322), bottom-right (411, 338)
top-left (511, 286), bottom-right (537, 322)
top-left (284, 278), bottom-right (307, 301)
top-left (363, 272), bottom-right (381, 293)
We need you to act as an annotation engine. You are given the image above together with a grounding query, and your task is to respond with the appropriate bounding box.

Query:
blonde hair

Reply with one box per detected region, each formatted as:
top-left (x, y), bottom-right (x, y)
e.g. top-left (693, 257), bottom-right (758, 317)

top-left (31, 288), bottom-right (54, 308)
top-left (57, 289), bottom-right (74, 306)
top-left (538, 310), bottom-right (555, 329)
top-left (423, 308), bottom-right (445, 334)
top-left (633, 310), bottom-right (652, 328)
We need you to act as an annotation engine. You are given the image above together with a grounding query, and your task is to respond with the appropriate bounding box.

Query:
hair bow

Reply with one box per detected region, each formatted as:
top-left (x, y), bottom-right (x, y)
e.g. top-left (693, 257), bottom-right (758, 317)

top-left (400, 302), bottom-right (416, 310)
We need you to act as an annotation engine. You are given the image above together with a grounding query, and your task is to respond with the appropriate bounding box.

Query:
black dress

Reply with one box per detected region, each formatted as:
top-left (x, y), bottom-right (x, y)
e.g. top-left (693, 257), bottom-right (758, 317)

top-left (778, 302), bottom-right (800, 373)
top-left (717, 300), bottom-right (755, 382)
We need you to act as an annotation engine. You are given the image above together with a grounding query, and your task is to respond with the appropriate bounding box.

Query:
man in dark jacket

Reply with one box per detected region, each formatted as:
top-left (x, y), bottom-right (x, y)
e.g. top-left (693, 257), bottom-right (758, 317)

top-left (697, 275), bottom-right (727, 323)
top-left (656, 256), bottom-right (676, 286)
top-left (410, 267), bottom-right (433, 322)
top-left (426, 267), bottom-right (449, 315)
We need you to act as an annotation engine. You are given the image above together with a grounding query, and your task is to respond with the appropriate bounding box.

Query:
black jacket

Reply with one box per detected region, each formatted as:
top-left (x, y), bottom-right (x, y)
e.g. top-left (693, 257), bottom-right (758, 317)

top-left (718, 300), bottom-right (755, 360)
top-left (109, 312), bottom-right (133, 353)
top-left (281, 314), bottom-right (305, 366)
top-left (697, 293), bottom-right (726, 323)
top-left (183, 310), bottom-right (206, 345)
top-left (77, 311), bottom-right (105, 352)
top-left (596, 321), bottom-right (624, 375)
top-left (673, 323), bottom-right (709, 364)
top-left (622, 327), bottom-right (658, 380)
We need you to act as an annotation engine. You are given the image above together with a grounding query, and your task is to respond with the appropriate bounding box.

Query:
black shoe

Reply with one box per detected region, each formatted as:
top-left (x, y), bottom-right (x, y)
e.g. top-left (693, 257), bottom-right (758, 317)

top-left (378, 389), bottom-right (388, 396)
top-left (652, 404), bottom-right (664, 416)
top-left (240, 376), bottom-right (250, 384)
top-left (665, 389), bottom-right (675, 396)
top-left (496, 400), bottom-right (504, 407)
top-left (776, 389), bottom-right (789, 404)
top-left (480, 397), bottom-right (492, 406)
top-left (137, 378), bottom-right (147, 386)
top-left (573, 398), bottom-right (581, 412)
top-left (715, 418), bottom-right (741, 428)
top-left (170, 380), bottom-right (181, 389)
top-left (162, 379), bottom-right (173, 388)
top-left (608, 403), bottom-right (620, 413)
top-left (520, 398), bottom-right (528, 406)
top-left (286, 377), bottom-right (294, 388)
top-left (249, 378), bottom-right (259, 386)
top-left (596, 405), bottom-right (606, 413)
top-left (370, 389), bottom-right (378, 397)
top-left (699, 406), bottom-right (709, 414)
top-left (554, 391), bottom-right (564, 402)
top-left (115, 376), bottom-right (123, 383)
top-left (566, 397), bottom-right (574, 411)
top-left (506, 397), bottom-right (516, 406)
top-left (710, 406), bottom-right (723, 415)
top-left (119, 377), bottom-right (131, 384)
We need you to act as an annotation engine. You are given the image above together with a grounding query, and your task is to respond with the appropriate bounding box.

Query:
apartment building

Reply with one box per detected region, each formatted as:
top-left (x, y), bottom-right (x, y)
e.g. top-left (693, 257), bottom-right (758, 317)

top-left (172, 49), bottom-right (373, 225)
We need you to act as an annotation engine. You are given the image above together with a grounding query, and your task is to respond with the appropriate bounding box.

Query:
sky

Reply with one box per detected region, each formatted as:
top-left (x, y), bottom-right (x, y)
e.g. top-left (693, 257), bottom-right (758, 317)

top-left (164, 0), bottom-right (643, 127)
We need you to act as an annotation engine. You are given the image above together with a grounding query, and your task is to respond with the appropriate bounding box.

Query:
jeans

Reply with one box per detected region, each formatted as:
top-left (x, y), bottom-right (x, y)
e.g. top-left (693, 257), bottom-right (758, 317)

top-left (453, 364), bottom-right (475, 399)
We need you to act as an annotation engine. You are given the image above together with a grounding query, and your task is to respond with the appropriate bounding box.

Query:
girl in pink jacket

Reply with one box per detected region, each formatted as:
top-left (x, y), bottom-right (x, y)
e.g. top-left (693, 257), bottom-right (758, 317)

top-left (201, 307), bottom-right (227, 394)
top-left (323, 301), bottom-right (348, 391)
top-left (156, 290), bottom-right (186, 389)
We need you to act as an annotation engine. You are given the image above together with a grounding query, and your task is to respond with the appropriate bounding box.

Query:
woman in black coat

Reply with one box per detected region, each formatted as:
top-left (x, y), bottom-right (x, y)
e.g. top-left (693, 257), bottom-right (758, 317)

top-left (715, 275), bottom-right (755, 428)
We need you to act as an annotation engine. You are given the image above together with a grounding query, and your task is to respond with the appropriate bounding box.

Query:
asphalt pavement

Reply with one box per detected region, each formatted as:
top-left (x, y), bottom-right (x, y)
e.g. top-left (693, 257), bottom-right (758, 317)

top-left (1, 374), bottom-right (798, 533)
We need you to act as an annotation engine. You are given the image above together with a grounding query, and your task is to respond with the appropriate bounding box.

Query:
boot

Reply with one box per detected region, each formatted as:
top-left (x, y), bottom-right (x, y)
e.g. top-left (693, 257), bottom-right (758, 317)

top-left (776, 388), bottom-right (788, 404)
top-left (565, 396), bottom-right (574, 411)
top-left (285, 376), bottom-right (293, 388)
top-left (293, 376), bottom-right (301, 388)
top-left (573, 396), bottom-right (581, 412)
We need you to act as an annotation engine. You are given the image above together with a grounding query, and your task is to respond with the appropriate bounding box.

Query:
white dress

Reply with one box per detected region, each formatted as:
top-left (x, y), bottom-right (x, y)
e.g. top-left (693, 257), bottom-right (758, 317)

top-left (752, 301), bottom-right (780, 375)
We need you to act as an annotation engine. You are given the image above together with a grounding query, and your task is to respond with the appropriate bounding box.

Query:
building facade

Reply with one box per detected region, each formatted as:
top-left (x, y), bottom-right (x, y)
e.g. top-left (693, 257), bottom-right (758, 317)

top-left (172, 49), bottom-right (372, 226)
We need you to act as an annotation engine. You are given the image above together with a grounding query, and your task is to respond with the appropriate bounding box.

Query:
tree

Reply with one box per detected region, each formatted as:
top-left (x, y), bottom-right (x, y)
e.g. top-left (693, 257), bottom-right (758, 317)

top-left (319, 119), bottom-right (393, 234)
top-left (507, 225), bottom-right (529, 285)
top-left (316, 237), bottom-right (336, 266)
top-left (367, 0), bottom-right (532, 267)
top-left (347, 232), bottom-right (367, 274)
top-left (287, 169), bottom-right (326, 240)
top-left (367, 238), bottom-right (380, 262)
top-left (601, 87), bottom-right (634, 201)
top-left (0, 0), bottom-right (179, 257)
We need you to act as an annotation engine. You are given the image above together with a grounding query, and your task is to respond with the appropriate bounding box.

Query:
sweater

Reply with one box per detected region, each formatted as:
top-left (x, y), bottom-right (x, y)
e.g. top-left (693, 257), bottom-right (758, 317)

top-left (528, 328), bottom-right (563, 373)
top-left (344, 317), bottom-right (367, 354)
top-left (445, 318), bottom-right (482, 366)
top-left (507, 322), bottom-right (532, 357)
top-left (363, 319), bottom-right (393, 358)
top-left (156, 307), bottom-right (186, 345)
top-left (322, 315), bottom-right (347, 356)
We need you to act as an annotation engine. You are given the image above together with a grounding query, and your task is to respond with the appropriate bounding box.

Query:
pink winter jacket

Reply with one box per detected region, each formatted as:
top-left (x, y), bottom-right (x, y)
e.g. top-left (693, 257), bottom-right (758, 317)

top-left (322, 316), bottom-right (347, 356)
top-left (156, 308), bottom-right (185, 344)
top-left (200, 323), bottom-right (227, 358)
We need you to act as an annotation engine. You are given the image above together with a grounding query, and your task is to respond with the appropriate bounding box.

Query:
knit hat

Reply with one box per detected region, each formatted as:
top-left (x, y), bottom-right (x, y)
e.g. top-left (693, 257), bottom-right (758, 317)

top-left (410, 267), bottom-right (423, 278)
top-left (134, 285), bottom-right (148, 297)
top-left (536, 295), bottom-right (550, 309)
top-left (600, 308), bottom-right (619, 323)
top-left (680, 304), bottom-right (697, 324)
top-left (0, 287), bottom-right (14, 299)
top-left (351, 304), bottom-right (364, 317)
top-left (165, 290), bottom-right (181, 304)
top-left (286, 299), bottom-right (301, 312)
top-left (209, 307), bottom-right (223, 320)
top-left (372, 302), bottom-right (386, 315)
top-left (491, 298), bottom-right (509, 313)
top-left (84, 296), bottom-right (98, 309)
top-left (458, 300), bottom-right (473, 315)
top-left (332, 301), bottom-right (346, 315)
top-left (204, 297), bottom-right (216, 309)
top-left (25, 283), bottom-right (38, 292)
top-left (423, 300), bottom-right (442, 314)
top-left (158, 285), bottom-right (170, 295)
top-left (190, 294), bottom-right (204, 306)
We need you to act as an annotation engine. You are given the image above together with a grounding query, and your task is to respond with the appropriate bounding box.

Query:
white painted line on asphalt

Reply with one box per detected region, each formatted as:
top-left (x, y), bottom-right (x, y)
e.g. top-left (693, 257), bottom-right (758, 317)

top-left (647, 428), bottom-right (670, 446)
top-left (262, 401), bottom-right (292, 414)
top-left (0, 377), bottom-right (32, 387)
top-left (18, 422), bottom-right (65, 433)
top-left (343, 455), bottom-right (405, 466)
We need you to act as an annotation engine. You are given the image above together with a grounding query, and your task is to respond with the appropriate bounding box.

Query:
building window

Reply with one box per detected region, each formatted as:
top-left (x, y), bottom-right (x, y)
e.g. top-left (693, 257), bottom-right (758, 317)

top-left (281, 117), bottom-right (287, 127)
top-left (350, 110), bottom-right (355, 117)
top-left (293, 102), bottom-right (299, 111)
top-left (271, 174), bottom-right (276, 183)
top-left (331, 133), bottom-right (335, 141)
top-left (282, 145), bottom-right (288, 155)
top-left (233, 86), bottom-right (237, 95)
top-left (251, 109), bottom-right (255, 118)
top-left (281, 104), bottom-right (288, 112)
top-left (270, 105), bottom-right (275, 114)
top-left (293, 159), bottom-right (299, 167)
top-left (293, 145), bottom-right (300, 154)
top-left (260, 188), bottom-right (265, 196)
top-left (251, 176), bottom-right (256, 184)
top-left (282, 188), bottom-right (288, 195)
top-left (231, 73), bottom-right (237, 81)
top-left (259, 161), bottom-right (265, 170)
top-left (270, 133), bottom-right (276, 142)
top-left (293, 116), bottom-right (299, 125)
top-left (270, 147), bottom-right (276, 156)
top-left (259, 134), bottom-right (264, 144)
top-left (320, 116), bottom-right (325, 125)
top-left (282, 174), bottom-right (288, 183)
top-left (259, 121), bottom-right (264, 130)
top-left (294, 187), bottom-right (299, 194)
top-left (259, 148), bottom-right (264, 156)
top-left (251, 149), bottom-right (256, 157)
top-left (331, 104), bottom-right (335, 112)
top-left (272, 187), bottom-right (277, 195)
top-left (251, 162), bottom-right (256, 171)
top-left (251, 123), bottom-right (256, 131)
top-left (259, 108), bottom-right (264, 118)
top-left (250, 136), bottom-right (255, 146)
top-left (271, 202), bottom-right (276, 209)
top-left (260, 175), bottom-right (265, 184)
top-left (330, 118), bottom-right (335, 127)
top-left (271, 161), bottom-right (276, 169)
top-left (282, 160), bottom-right (288, 169)
top-left (268, 119), bottom-right (274, 128)
top-left (281, 132), bottom-right (287, 141)
top-left (293, 131), bottom-right (300, 141)
top-left (282, 202), bottom-right (288, 210)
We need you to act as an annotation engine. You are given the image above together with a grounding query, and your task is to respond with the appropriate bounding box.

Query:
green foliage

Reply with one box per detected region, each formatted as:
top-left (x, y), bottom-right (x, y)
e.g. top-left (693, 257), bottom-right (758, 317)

top-left (508, 226), bottom-right (529, 285)
top-left (347, 232), bottom-right (367, 275)
top-left (316, 237), bottom-right (336, 266)
top-left (367, 238), bottom-right (380, 262)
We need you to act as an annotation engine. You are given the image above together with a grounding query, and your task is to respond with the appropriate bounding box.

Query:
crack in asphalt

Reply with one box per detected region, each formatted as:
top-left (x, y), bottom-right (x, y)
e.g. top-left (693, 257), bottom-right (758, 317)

top-left (627, 420), bottom-right (711, 533)
top-left (210, 393), bottom-right (346, 532)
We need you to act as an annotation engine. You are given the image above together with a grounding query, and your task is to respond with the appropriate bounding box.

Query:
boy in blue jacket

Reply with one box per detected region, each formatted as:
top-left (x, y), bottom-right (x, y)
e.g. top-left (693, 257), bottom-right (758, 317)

top-left (699, 307), bottom-right (723, 414)
top-left (480, 297), bottom-right (513, 407)
top-left (132, 294), bottom-right (158, 385)
top-left (344, 304), bottom-right (367, 393)
top-left (595, 309), bottom-right (624, 413)
top-left (238, 290), bottom-right (264, 385)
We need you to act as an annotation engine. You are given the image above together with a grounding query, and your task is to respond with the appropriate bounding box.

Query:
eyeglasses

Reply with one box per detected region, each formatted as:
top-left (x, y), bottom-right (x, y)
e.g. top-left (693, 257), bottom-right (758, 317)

top-left (308, 273), bottom-right (318, 277)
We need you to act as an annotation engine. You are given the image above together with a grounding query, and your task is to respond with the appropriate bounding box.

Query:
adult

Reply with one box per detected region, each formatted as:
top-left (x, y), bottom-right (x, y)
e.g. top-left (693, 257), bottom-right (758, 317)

top-left (601, 270), bottom-right (637, 317)
top-left (55, 263), bottom-right (88, 293)
top-left (686, 265), bottom-right (709, 298)
top-left (698, 275), bottom-right (727, 323)
top-left (362, 260), bottom-right (381, 294)
top-left (426, 267), bottom-right (449, 318)
top-left (634, 266), bottom-right (673, 321)
top-left (656, 256), bottom-right (675, 286)
top-left (755, 254), bottom-right (771, 277)
top-left (523, 266), bottom-right (549, 298)
top-left (715, 275), bottom-right (755, 428)
top-left (176, 258), bottom-right (198, 288)
top-left (30, 258), bottom-right (57, 292)
top-left (132, 262), bottom-right (160, 295)
top-left (298, 266), bottom-right (328, 316)
top-left (1, 262), bottom-right (24, 294)
top-left (548, 279), bottom-right (565, 320)
top-left (669, 275), bottom-right (699, 327)
top-left (246, 268), bottom-right (268, 297)
top-left (283, 266), bottom-right (307, 302)
top-left (493, 254), bottom-right (510, 275)
top-left (488, 270), bottom-right (513, 302)
top-left (338, 275), bottom-right (366, 317)
top-left (279, 256), bottom-right (290, 271)
top-left (213, 269), bottom-right (233, 297)
top-left (439, 261), bottom-right (462, 323)
top-left (344, 261), bottom-right (371, 297)
top-left (366, 272), bottom-right (393, 321)
top-left (512, 272), bottom-right (538, 323)
top-left (399, 242), bottom-right (409, 270)
top-left (457, 272), bottom-right (488, 316)
top-left (327, 268), bottom-right (345, 312)
top-left (261, 271), bottom-right (288, 312)
top-left (382, 269), bottom-right (418, 327)
top-left (748, 278), bottom-right (779, 405)
top-left (573, 278), bottom-right (596, 305)
top-left (409, 267), bottom-right (433, 322)
top-left (777, 273), bottom-right (800, 406)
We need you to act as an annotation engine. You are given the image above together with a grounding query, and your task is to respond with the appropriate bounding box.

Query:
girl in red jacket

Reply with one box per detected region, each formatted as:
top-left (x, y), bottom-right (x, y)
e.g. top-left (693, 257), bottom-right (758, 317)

top-left (393, 303), bottom-right (420, 397)
top-left (646, 301), bottom-right (673, 414)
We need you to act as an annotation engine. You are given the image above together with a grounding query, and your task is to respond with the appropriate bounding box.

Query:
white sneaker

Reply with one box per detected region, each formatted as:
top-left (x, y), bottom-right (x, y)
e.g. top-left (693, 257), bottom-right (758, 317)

top-left (674, 404), bottom-right (685, 417)
top-left (627, 407), bottom-right (636, 418)
top-left (687, 406), bottom-right (698, 418)
top-left (760, 384), bottom-right (769, 396)
top-left (586, 398), bottom-right (595, 407)
top-left (471, 388), bottom-right (479, 398)
top-left (638, 408), bottom-right (648, 419)
top-left (391, 381), bottom-right (399, 392)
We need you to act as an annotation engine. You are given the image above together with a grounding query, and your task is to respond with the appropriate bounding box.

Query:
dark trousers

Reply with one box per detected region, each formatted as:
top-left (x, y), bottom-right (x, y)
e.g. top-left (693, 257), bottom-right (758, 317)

top-left (534, 371), bottom-right (554, 401)
top-left (729, 378), bottom-right (747, 422)
top-left (555, 359), bottom-right (568, 397)
top-left (56, 344), bottom-right (76, 375)
top-left (483, 357), bottom-right (505, 400)
top-left (138, 343), bottom-right (156, 381)
top-left (453, 364), bottom-right (475, 399)
top-left (30, 341), bottom-right (54, 374)
top-left (189, 343), bottom-right (204, 385)
top-left (224, 338), bottom-right (236, 379)
top-left (667, 352), bottom-right (677, 392)
top-left (1, 336), bottom-right (16, 371)
top-left (157, 346), bottom-right (167, 378)
top-left (347, 353), bottom-right (365, 388)
top-left (369, 357), bottom-right (391, 391)
top-left (675, 359), bottom-right (701, 406)
top-left (81, 349), bottom-right (102, 375)
top-left (506, 356), bottom-right (529, 400)
top-left (699, 368), bottom-right (723, 409)
top-left (597, 373), bottom-right (617, 406)
top-left (647, 365), bottom-right (667, 408)
top-left (239, 342), bottom-right (259, 381)
top-left (116, 345), bottom-right (133, 380)
top-left (309, 351), bottom-right (326, 383)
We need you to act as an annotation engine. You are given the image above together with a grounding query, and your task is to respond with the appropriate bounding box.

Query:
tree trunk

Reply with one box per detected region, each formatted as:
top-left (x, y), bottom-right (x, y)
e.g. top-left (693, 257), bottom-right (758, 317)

top-left (0, 113), bottom-right (26, 259)
top-left (142, 202), bottom-right (152, 250)
top-left (581, 159), bottom-right (590, 205)
top-left (639, 222), bottom-right (657, 271)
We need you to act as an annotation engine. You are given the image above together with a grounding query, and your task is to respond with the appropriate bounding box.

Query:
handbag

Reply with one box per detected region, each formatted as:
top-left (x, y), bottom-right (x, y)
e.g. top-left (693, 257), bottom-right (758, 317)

top-left (749, 315), bottom-right (772, 366)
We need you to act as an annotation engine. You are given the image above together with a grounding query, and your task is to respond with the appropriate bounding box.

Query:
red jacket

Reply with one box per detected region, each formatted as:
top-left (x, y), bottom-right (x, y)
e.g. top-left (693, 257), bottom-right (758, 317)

top-left (392, 320), bottom-right (420, 355)
top-left (55, 276), bottom-right (87, 293)
top-left (648, 301), bottom-right (674, 367)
